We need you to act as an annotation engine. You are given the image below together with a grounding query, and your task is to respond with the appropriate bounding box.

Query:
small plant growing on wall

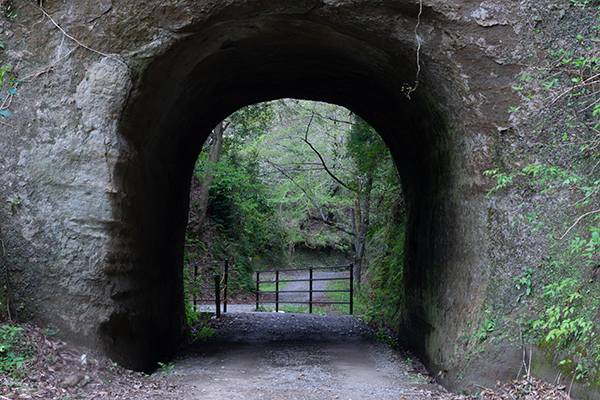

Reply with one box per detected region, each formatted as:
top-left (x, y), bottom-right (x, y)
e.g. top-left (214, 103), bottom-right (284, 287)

top-left (0, 64), bottom-right (17, 118)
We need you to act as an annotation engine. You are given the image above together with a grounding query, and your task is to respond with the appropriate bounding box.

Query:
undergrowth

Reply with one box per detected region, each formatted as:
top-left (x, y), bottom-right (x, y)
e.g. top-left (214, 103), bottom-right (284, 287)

top-left (0, 325), bottom-right (33, 377)
top-left (357, 216), bottom-right (405, 331)
top-left (483, 0), bottom-right (600, 386)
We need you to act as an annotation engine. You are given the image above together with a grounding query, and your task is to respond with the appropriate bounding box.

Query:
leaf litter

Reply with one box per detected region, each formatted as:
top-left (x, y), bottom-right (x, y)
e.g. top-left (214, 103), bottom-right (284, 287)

top-left (0, 322), bottom-right (176, 399)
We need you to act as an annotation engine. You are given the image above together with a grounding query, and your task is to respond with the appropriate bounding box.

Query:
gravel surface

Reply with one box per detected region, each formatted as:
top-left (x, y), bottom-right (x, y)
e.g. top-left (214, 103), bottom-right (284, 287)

top-left (163, 312), bottom-right (448, 399)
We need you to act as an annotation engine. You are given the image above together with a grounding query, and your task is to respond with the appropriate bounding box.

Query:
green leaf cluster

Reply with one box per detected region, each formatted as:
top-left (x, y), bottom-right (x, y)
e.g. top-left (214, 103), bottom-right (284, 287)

top-left (0, 325), bottom-right (33, 377)
top-left (0, 64), bottom-right (17, 118)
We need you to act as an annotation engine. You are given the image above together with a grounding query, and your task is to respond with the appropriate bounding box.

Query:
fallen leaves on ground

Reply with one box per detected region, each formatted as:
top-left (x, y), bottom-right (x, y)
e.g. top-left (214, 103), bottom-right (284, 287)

top-left (448, 378), bottom-right (572, 400)
top-left (0, 323), bottom-right (176, 400)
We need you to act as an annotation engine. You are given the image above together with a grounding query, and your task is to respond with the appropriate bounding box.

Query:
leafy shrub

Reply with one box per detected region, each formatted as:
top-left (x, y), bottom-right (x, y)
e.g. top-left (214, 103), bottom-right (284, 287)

top-left (0, 325), bottom-right (33, 376)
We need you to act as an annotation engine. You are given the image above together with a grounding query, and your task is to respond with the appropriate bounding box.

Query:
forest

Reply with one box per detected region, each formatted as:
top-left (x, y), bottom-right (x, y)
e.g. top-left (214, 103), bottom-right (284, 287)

top-left (185, 99), bottom-right (405, 328)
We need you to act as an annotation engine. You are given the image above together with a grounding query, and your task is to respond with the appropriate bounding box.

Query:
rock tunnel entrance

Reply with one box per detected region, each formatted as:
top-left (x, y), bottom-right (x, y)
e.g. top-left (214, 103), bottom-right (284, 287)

top-left (110, 8), bottom-right (470, 373)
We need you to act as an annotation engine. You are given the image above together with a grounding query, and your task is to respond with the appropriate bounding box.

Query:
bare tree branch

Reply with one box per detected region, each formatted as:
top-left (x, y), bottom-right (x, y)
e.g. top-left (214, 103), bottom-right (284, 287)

top-left (294, 135), bottom-right (354, 193)
top-left (292, 101), bottom-right (354, 126)
top-left (265, 160), bottom-right (326, 221)
top-left (265, 160), bottom-right (355, 237)
top-left (309, 215), bottom-right (355, 236)
top-left (557, 209), bottom-right (600, 241)
top-left (303, 107), bottom-right (315, 141)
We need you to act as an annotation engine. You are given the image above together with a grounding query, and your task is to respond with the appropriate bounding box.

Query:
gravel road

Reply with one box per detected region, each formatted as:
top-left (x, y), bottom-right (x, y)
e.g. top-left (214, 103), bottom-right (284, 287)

top-left (161, 312), bottom-right (449, 399)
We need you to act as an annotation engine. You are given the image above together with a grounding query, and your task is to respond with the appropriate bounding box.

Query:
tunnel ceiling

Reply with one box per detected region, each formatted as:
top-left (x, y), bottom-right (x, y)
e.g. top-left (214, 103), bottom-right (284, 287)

top-left (123, 15), bottom-right (451, 198)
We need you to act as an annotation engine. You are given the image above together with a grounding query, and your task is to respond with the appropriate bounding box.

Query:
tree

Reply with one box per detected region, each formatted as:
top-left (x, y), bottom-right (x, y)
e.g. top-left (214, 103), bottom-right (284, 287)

top-left (254, 100), bottom-right (399, 283)
top-left (187, 99), bottom-right (402, 288)
top-left (193, 121), bottom-right (225, 232)
top-left (346, 117), bottom-right (388, 283)
top-left (190, 103), bottom-right (274, 234)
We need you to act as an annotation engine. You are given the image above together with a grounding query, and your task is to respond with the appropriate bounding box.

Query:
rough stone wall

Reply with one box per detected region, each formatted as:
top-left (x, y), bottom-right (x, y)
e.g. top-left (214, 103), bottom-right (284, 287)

top-left (0, 0), bottom-right (577, 392)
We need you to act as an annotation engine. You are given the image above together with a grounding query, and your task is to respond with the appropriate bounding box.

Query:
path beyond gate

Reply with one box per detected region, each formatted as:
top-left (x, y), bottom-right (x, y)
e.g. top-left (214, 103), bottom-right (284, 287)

top-left (255, 264), bottom-right (354, 314)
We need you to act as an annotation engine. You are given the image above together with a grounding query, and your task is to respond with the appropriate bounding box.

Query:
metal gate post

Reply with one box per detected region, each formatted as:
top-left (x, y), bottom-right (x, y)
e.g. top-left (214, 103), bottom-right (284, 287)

top-left (214, 275), bottom-right (221, 318)
top-left (309, 267), bottom-right (313, 314)
top-left (224, 259), bottom-right (229, 313)
top-left (275, 269), bottom-right (279, 312)
top-left (349, 262), bottom-right (354, 315)
top-left (256, 270), bottom-right (260, 310)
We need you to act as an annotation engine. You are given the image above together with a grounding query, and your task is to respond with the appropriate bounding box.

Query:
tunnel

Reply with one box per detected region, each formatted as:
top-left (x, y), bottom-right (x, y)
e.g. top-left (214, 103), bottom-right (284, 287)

top-left (105, 6), bottom-right (482, 375)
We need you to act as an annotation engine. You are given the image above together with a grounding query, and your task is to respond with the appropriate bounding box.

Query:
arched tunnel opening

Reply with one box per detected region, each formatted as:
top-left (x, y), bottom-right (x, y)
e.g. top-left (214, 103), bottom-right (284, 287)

top-left (108, 12), bottom-right (457, 372)
top-left (186, 97), bottom-right (404, 316)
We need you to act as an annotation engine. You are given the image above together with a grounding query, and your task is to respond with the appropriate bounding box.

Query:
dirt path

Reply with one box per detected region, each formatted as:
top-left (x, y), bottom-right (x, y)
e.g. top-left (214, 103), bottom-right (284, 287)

top-left (160, 312), bottom-right (449, 399)
top-left (1, 319), bottom-right (574, 400)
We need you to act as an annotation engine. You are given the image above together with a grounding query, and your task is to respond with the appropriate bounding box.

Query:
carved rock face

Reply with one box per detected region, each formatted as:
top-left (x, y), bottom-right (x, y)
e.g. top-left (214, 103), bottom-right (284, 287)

top-left (1, 0), bottom-right (527, 389)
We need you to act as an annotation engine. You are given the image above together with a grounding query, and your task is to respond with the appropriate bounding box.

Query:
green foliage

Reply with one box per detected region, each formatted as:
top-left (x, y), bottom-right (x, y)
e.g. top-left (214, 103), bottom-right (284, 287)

top-left (484, 164), bottom-right (582, 198)
top-left (357, 204), bottom-right (405, 329)
top-left (483, 169), bottom-right (517, 197)
top-left (346, 117), bottom-right (387, 179)
top-left (482, 5), bottom-right (600, 384)
top-left (374, 329), bottom-right (395, 346)
top-left (226, 102), bottom-right (275, 143)
top-left (206, 150), bottom-right (281, 251)
top-left (256, 100), bottom-right (356, 252)
top-left (0, 63), bottom-right (17, 118)
top-left (505, 227), bottom-right (600, 384)
top-left (184, 298), bottom-right (200, 327)
top-left (187, 103), bottom-right (285, 292)
top-left (570, 0), bottom-right (600, 9)
top-left (151, 361), bottom-right (176, 377)
top-left (8, 196), bottom-right (20, 211)
top-left (570, 227), bottom-right (600, 265)
top-left (514, 268), bottom-right (533, 302)
top-left (184, 299), bottom-right (215, 342)
top-left (0, 325), bottom-right (33, 377)
top-left (183, 234), bottom-right (206, 267)
top-left (476, 316), bottom-right (496, 342)
top-left (257, 279), bottom-right (289, 293)
top-left (194, 320), bottom-right (215, 342)
top-left (528, 274), bottom-right (598, 382)
top-left (229, 258), bottom-right (255, 293)
top-left (186, 99), bottom-right (405, 339)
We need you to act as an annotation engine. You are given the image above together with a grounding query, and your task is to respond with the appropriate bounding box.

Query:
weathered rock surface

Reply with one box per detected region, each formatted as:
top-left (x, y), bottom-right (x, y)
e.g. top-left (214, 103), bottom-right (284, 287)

top-left (0, 0), bottom-right (583, 395)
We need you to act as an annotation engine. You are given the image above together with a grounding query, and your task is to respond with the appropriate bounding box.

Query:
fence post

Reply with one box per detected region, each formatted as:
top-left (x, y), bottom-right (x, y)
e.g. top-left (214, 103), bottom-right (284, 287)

top-left (309, 267), bottom-right (313, 314)
top-left (193, 263), bottom-right (198, 308)
top-left (349, 263), bottom-right (354, 315)
top-left (223, 259), bottom-right (229, 313)
top-left (275, 269), bottom-right (279, 312)
top-left (214, 275), bottom-right (221, 318)
top-left (256, 270), bottom-right (260, 311)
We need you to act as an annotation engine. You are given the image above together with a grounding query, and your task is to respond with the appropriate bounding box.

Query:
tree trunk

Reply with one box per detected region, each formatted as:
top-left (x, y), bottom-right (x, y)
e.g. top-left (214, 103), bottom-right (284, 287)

top-left (193, 121), bottom-right (224, 233)
top-left (353, 175), bottom-right (373, 284)
top-left (287, 236), bottom-right (295, 264)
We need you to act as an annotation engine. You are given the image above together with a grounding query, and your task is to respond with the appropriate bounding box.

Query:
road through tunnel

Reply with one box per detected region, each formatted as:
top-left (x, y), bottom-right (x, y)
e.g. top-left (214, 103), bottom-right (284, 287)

top-left (102, 1), bottom-right (516, 388)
